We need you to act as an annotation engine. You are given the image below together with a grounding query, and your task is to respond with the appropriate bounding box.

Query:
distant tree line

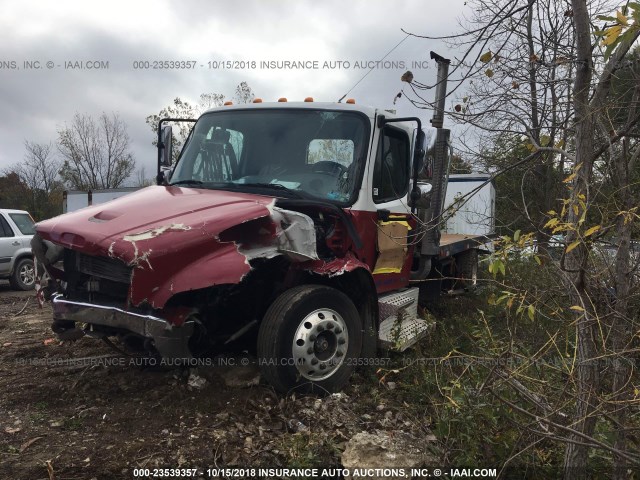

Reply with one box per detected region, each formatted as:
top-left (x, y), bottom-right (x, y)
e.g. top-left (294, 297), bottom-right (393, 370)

top-left (0, 112), bottom-right (136, 221)
top-left (0, 82), bottom-right (256, 221)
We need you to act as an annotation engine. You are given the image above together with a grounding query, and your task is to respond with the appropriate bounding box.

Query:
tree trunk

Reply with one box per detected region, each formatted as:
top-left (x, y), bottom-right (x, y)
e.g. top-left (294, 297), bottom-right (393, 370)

top-left (610, 138), bottom-right (634, 480)
top-left (563, 1), bottom-right (600, 478)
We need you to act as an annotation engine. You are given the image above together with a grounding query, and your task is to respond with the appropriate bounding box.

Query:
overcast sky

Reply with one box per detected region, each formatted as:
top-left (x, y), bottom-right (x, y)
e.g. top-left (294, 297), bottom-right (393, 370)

top-left (0, 0), bottom-right (464, 182)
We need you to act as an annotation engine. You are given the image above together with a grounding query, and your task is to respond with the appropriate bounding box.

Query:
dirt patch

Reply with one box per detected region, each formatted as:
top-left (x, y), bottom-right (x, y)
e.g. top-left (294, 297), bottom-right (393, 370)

top-left (0, 290), bottom-right (437, 479)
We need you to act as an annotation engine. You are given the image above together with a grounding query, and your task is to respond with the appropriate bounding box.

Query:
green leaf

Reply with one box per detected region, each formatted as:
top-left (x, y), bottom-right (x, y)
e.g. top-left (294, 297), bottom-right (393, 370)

top-left (479, 51), bottom-right (492, 63)
top-left (602, 25), bottom-right (623, 46)
top-left (527, 305), bottom-right (535, 321)
top-left (570, 305), bottom-right (585, 312)
top-left (596, 15), bottom-right (617, 21)
top-left (616, 10), bottom-right (629, 25)
top-left (584, 225), bottom-right (601, 237)
top-left (485, 68), bottom-right (494, 78)
top-left (513, 229), bottom-right (521, 242)
top-left (566, 240), bottom-right (581, 253)
top-left (545, 217), bottom-right (560, 228)
top-left (604, 41), bottom-right (617, 61)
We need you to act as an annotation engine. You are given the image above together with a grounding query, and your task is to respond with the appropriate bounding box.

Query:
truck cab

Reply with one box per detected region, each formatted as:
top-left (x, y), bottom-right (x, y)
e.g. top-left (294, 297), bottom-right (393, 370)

top-left (34, 55), bottom-right (490, 392)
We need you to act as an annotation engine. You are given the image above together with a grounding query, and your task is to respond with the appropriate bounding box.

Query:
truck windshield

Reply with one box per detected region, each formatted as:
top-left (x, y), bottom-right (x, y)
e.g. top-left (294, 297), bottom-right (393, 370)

top-left (170, 109), bottom-right (369, 204)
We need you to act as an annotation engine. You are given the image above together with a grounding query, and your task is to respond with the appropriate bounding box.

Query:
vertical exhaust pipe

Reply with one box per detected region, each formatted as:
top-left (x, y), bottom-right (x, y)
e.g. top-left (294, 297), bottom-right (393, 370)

top-left (421, 52), bottom-right (451, 257)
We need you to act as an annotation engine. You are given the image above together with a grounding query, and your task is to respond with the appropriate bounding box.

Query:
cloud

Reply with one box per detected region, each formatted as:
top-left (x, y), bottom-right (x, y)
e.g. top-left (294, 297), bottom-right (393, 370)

top-left (0, 0), bottom-right (458, 180)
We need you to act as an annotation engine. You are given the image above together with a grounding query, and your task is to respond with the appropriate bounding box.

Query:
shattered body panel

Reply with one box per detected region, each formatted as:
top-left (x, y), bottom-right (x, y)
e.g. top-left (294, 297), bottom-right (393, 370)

top-left (299, 251), bottom-right (370, 277)
top-left (36, 186), bottom-right (320, 310)
top-left (345, 210), bottom-right (415, 294)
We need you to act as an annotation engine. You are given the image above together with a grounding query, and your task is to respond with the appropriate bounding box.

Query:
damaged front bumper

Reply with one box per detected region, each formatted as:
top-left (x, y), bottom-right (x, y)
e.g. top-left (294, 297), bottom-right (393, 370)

top-left (51, 294), bottom-right (194, 360)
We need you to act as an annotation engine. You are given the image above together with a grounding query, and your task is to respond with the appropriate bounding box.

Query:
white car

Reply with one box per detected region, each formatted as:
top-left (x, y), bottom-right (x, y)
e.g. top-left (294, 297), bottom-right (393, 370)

top-left (0, 209), bottom-right (36, 290)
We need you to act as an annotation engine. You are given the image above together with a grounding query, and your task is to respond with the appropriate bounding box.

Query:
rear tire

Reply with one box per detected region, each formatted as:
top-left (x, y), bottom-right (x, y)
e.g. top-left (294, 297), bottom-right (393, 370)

top-left (257, 285), bottom-right (362, 394)
top-left (10, 258), bottom-right (35, 291)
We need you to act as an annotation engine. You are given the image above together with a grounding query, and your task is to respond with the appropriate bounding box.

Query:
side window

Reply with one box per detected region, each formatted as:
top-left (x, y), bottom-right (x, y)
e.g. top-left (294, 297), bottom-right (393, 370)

top-left (9, 213), bottom-right (35, 235)
top-left (0, 215), bottom-right (14, 237)
top-left (373, 127), bottom-right (410, 203)
top-left (192, 128), bottom-right (243, 182)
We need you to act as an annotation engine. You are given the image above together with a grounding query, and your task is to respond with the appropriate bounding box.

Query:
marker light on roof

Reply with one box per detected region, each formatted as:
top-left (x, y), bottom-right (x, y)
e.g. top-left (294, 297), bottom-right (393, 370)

top-left (278, 97), bottom-right (288, 102)
top-left (253, 98), bottom-right (263, 103)
top-left (223, 101), bottom-right (233, 106)
top-left (304, 97), bottom-right (314, 102)
top-left (346, 98), bottom-right (356, 104)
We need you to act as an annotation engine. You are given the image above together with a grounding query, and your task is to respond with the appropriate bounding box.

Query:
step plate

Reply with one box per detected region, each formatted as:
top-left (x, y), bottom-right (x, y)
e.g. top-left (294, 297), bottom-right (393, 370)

top-left (378, 317), bottom-right (433, 351)
top-left (378, 288), bottom-right (419, 320)
top-left (378, 288), bottom-right (432, 351)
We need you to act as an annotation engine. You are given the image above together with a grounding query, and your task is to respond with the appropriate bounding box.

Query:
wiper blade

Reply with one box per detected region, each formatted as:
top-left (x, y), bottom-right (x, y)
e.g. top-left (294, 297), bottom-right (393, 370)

top-left (242, 183), bottom-right (305, 198)
top-left (170, 179), bottom-right (204, 186)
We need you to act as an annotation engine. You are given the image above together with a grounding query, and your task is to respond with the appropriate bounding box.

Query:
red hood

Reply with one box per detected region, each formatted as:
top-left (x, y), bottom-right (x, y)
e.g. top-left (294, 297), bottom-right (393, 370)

top-left (36, 186), bottom-right (276, 260)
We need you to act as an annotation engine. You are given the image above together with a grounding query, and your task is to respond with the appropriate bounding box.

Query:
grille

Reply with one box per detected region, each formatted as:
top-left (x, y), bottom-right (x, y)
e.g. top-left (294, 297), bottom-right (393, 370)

top-left (76, 253), bottom-right (132, 284)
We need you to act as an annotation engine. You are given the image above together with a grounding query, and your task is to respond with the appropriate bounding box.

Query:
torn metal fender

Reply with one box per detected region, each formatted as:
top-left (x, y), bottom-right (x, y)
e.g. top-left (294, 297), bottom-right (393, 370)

top-left (136, 207), bottom-right (320, 310)
top-left (233, 207), bottom-right (320, 263)
top-left (299, 251), bottom-right (370, 277)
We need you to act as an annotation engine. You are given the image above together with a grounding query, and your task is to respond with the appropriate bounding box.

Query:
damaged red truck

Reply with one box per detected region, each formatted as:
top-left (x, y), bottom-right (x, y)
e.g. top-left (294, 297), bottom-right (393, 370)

top-left (33, 53), bottom-right (491, 392)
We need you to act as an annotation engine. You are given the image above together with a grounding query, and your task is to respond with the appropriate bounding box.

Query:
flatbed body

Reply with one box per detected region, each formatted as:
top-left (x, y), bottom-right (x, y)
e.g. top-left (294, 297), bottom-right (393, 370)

top-left (439, 233), bottom-right (492, 259)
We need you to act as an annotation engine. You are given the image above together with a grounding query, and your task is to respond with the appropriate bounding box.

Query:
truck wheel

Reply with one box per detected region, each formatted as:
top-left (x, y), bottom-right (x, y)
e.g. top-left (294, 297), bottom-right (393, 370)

top-left (9, 258), bottom-right (35, 291)
top-left (456, 249), bottom-right (478, 290)
top-left (257, 285), bottom-right (363, 394)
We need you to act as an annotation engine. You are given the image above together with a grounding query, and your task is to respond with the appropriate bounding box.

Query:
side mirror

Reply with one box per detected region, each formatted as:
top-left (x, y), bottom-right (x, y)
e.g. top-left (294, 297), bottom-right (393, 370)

top-left (417, 129), bottom-right (438, 180)
top-left (410, 130), bottom-right (428, 206)
top-left (415, 128), bottom-right (426, 156)
top-left (159, 125), bottom-right (173, 168)
top-left (413, 129), bottom-right (427, 176)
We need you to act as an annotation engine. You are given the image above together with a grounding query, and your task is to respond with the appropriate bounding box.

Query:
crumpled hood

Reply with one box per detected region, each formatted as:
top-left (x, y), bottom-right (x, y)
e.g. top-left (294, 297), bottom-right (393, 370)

top-left (36, 185), bottom-right (276, 261)
top-left (36, 186), bottom-right (325, 309)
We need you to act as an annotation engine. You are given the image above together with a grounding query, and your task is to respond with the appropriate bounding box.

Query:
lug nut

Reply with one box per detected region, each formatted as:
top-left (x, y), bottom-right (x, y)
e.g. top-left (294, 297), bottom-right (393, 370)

top-left (336, 350), bottom-right (344, 357)
top-left (335, 328), bottom-right (342, 334)
top-left (327, 323), bottom-right (335, 329)
top-left (316, 325), bottom-right (324, 332)
top-left (307, 347), bottom-right (314, 354)
top-left (311, 358), bottom-right (318, 365)
top-left (310, 334), bottom-right (317, 341)
top-left (319, 363), bottom-right (326, 370)
top-left (338, 338), bottom-right (346, 345)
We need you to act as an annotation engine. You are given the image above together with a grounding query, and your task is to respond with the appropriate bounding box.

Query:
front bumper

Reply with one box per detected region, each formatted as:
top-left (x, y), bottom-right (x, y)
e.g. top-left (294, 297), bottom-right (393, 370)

top-left (51, 294), bottom-right (194, 360)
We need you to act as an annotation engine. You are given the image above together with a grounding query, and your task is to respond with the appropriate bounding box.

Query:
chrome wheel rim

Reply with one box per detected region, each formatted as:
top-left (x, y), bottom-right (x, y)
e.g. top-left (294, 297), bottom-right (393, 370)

top-left (292, 308), bottom-right (348, 381)
top-left (20, 262), bottom-right (35, 286)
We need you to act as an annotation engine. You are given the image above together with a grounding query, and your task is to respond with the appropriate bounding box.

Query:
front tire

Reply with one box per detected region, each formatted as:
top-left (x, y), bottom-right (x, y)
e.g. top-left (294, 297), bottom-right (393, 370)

top-left (257, 285), bottom-right (363, 393)
top-left (10, 258), bottom-right (35, 291)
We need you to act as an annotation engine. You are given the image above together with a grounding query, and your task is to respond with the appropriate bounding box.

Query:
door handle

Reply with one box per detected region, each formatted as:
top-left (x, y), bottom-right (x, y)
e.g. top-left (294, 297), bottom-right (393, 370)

top-left (12, 241), bottom-right (20, 246)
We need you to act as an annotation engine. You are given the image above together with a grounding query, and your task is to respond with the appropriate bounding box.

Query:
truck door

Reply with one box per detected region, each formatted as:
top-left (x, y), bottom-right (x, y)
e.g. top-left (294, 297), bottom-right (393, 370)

top-left (370, 125), bottom-right (414, 291)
